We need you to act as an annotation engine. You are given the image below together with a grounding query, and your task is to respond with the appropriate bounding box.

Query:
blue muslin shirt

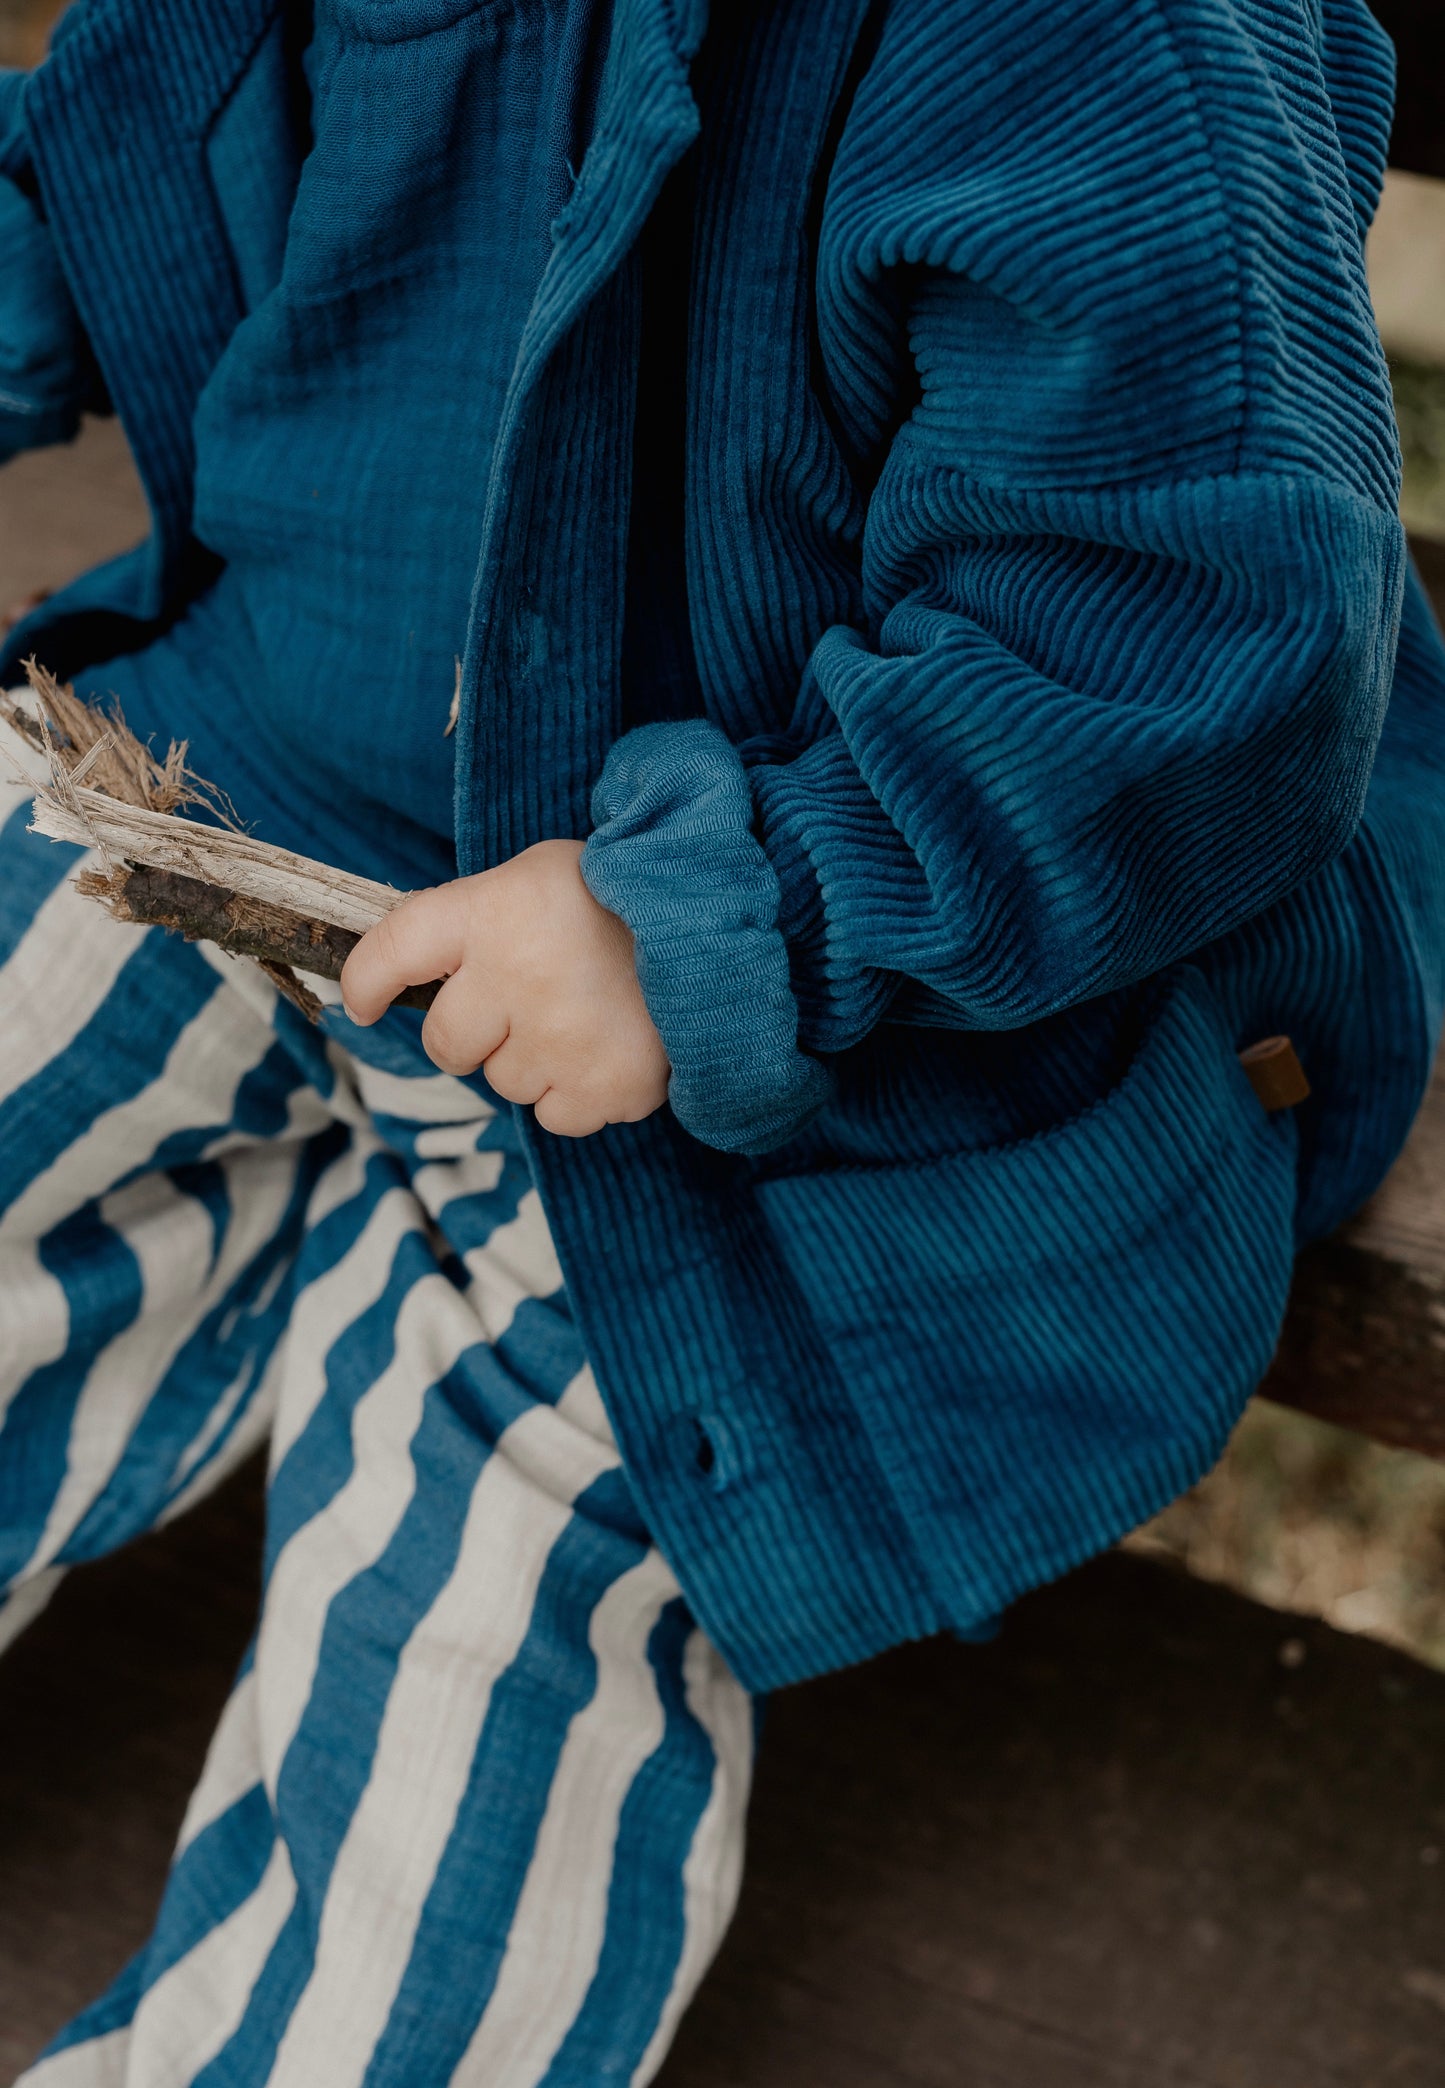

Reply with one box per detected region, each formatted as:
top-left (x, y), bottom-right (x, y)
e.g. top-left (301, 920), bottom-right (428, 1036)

top-left (3, 0), bottom-right (1444, 1690)
top-left (65, 0), bottom-right (614, 888)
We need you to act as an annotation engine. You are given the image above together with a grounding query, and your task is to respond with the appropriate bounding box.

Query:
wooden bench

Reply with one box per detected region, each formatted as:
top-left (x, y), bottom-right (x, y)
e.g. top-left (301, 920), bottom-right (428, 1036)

top-left (1269, 533), bottom-right (1445, 1463)
top-left (1269, 1055), bottom-right (1445, 1460)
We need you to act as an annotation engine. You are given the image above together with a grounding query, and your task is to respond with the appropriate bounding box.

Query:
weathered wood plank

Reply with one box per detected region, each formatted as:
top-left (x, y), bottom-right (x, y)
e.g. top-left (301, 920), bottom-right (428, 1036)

top-left (1259, 537), bottom-right (1445, 1456)
top-left (664, 1555), bottom-right (1445, 2088)
top-left (1264, 1060), bottom-right (1445, 1457)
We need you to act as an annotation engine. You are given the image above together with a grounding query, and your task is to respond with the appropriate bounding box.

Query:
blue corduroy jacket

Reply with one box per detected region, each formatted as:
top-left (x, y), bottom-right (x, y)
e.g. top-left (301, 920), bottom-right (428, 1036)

top-left (3, 0), bottom-right (1443, 1691)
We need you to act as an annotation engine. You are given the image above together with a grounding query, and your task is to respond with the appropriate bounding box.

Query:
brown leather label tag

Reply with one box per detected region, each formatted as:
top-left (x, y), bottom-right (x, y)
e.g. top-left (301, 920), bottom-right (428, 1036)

top-left (1238, 1035), bottom-right (1311, 1112)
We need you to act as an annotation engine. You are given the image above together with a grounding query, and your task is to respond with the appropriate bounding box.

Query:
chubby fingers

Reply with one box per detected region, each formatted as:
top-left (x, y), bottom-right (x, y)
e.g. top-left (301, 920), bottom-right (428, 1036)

top-left (341, 887), bottom-right (469, 1026)
top-left (417, 968), bottom-right (509, 1077)
top-left (532, 1088), bottom-right (610, 1139)
top-left (529, 1048), bottom-right (672, 1139)
top-left (479, 1034), bottom-right (548, 1107)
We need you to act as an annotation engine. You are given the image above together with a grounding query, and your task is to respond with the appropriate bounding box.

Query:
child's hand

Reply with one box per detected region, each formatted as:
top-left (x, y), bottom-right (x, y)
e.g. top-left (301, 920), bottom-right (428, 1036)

top-left (340, 840), bottom-right (670, 1137)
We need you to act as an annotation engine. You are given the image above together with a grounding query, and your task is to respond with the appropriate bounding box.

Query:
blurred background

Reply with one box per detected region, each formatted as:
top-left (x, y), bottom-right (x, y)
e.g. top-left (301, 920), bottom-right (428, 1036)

top-left (1129, 0), bottom-right (1445, 1673)
top-left (0, 0), bottom-right (43, 60)
top-left (3, 6), bottom-right (1445, 2081)
top-left (0, 0), bottom-right (1443, 1675)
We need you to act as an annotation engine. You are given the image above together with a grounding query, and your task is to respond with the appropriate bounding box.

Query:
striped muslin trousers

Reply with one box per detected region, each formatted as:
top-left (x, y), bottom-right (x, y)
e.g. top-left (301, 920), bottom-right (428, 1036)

top-left (0, 775), bottom-right (753, 2087)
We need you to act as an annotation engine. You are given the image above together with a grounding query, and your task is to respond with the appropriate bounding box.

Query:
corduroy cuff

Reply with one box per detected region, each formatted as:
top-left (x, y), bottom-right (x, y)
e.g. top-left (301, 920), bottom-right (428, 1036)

top-left (581, 719), bottom-right (832, 1155)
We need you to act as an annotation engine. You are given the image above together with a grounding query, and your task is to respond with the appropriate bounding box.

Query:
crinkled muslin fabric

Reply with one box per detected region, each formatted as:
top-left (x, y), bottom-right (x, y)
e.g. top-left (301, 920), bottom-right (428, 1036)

top-left (0, 791), bottom-right (752, 2088)
top-left (1, 0), bottom-right (1443, 1698)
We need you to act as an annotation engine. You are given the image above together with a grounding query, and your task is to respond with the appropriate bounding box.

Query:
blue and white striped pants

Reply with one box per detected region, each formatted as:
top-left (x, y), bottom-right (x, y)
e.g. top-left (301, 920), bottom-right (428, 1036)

top-left (0, 780), bottom-right (752, 2087)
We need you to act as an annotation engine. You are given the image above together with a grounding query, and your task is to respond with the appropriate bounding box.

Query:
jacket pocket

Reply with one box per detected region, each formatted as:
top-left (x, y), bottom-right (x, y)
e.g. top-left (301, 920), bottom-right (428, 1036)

top-left (752, 963), bottom-right (1298, 1627)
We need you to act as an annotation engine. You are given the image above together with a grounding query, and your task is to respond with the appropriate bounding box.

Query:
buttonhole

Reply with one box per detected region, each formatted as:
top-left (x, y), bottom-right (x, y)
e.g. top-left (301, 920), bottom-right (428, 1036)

top-left (693, 1422), bottom-right (716, 1477)
top-left (673, 1411), bottom-right (742, 1492)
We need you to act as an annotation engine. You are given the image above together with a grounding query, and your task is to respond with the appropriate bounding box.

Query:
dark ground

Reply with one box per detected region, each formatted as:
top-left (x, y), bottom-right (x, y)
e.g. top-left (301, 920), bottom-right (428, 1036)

top-left (4, 1464), bottom-right (1445, 2087)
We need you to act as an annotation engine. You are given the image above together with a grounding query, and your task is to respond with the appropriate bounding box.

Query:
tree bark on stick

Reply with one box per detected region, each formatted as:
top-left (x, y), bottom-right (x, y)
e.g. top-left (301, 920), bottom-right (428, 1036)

top-left (2, 666), bottom-right (441, 1022)
top-left (77, 863), bottom-right (439, 1016)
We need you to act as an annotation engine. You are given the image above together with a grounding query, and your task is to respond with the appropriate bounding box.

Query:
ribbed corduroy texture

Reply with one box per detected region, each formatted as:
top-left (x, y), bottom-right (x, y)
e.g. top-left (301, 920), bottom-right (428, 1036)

top-left (586, 0), bottom-right (1411, 1146)
top-left (457, 0), bottom-right (703, 866)
top-left (3, 0), bottom-right (1445, 1688)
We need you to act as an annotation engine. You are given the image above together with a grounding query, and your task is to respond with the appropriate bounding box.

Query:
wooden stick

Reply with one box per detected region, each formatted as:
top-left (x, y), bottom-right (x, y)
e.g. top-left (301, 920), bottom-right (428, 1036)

top-left (30, 783), bottom-right (402, 937)
top-left (77, 862), bottom-right (440, 1013)
top-left (2, 667), bottom-right (439, 1023)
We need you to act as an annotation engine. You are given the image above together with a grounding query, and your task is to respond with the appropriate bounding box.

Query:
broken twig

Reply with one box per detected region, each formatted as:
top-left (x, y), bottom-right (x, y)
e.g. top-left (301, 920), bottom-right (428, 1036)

top-left (75, 862), bottom-right (437, 1012)
top-left (2, 664), bottom-right (440, 1020)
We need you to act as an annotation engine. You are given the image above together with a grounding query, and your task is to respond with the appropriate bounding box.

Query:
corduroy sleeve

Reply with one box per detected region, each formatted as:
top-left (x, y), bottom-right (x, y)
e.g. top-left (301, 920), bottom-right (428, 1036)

top-left (582, 0), bottom-right (1407, 1154)
top-left (0, 66), bottom-right (92, 461)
